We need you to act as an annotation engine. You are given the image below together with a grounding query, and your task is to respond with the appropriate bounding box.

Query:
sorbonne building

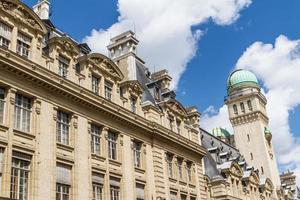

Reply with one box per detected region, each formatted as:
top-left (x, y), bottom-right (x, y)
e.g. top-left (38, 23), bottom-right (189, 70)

top-left (0, 0), bottom-right (299, 200)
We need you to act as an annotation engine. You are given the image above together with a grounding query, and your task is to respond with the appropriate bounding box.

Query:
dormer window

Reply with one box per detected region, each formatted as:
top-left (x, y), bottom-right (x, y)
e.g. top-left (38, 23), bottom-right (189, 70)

top-left (0, 21), bottom-right (12, 49)
top-left (130, 96), bottom-right (137, 113)
top-left (92, 75), bottom-right (100, 95)
top-left (154, 86), bottom-right (160, 101)
top-left (58, 56), bottom-right (69, 78)
top-left (17, 32), bottom-right (31, 58)
top-left (104, 81), bottom-right (113, 101)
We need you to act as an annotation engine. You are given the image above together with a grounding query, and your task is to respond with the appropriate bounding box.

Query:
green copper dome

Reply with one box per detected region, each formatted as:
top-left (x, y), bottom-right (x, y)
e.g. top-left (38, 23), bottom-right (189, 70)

top-left (211, 127), bottom-right (231, 139)
top-left (227, 69), bottom-right (259, 93)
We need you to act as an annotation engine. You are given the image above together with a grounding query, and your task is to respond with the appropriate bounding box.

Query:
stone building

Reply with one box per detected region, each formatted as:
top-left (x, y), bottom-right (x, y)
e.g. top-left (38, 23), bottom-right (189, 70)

top-left (0, 0), bottom-right (207, 199)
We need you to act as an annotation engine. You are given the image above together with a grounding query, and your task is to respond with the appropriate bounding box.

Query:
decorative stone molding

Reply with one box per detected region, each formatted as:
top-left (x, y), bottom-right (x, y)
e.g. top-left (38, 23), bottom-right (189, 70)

top-left (34, 99), bottom-right (41, 115)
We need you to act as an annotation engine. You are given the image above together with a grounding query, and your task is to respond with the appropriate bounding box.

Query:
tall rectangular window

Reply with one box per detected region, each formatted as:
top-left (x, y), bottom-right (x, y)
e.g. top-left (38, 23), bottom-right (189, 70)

top-left (56, 164), bottom-right (71, 200)
top-left (108, 132), bottom-right (117, 160)
top-left (17, 32), bottom-right (31, 58)
top-left (136, 183), bottom-right (145, 200)
top-left (58, 56), bottom-right (69, 78)
top-left (176, 120), bottom-right (181, 134)
top-left (186, 162), bottom-right (192, 182)
top-left (57, 111), bottom-right (70, 145)
top-left (177, 159), bottom-right (183, 180)
top-left (130, 97), bottom-right (137, 113)
top-left (92, 173), bottom-right (104, 200)
top-left (0, 88), bottom-right (5, 124)
top-left (166, 154), bottom-right (173, 178)
top-left (110, 177), bottom-right (120, 200)
top-left (169, 116), bottom-right (174, 131)
top-left (104, 81), bottom-right (113, 101)
top-left (10, 151), bottom-right (31, 200)
top-left (92, 75), bottom-right (100, 95)
top-left (133, 141), bottom-right (141, 168)
top-left (91, 124), bottom-right (101, 155)
top-left (0, 21), bottom-right (12, 49)
top-left (14, 94), bottom-right (31, 132)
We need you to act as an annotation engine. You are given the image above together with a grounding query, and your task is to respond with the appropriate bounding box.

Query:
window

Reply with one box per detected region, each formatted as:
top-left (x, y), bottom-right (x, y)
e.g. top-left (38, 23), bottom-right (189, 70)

top-left (57, 111), bottom-right (70, 145)
top-left (0, 88), bottom-right (5, 124)
top-left (17, 32), bottom-right (31, 58)
top-left (176, 120), bottom-right (181, 134)
top-left (247, 134), bottom-right (250, 142)
top-left (186, 162), bottom-right (192, 182)
top-left (233, 104), bottom-right (238, 114)
top-left (110, 177), bottom-right (120, 200)
top-left (108, 132), bottom-right (117, 160)
top-left (0, 21), bottom-right (12, 49)
top-left (130, 96), bottom-right (137, 113)
top-left (180, 194), bottom-right (187, 200)
top-left (133, 141), bottom-right (142, 168)
top-left (91, 124), bottom-right (101, 155)
top-left (136, 183), bottom-right (145, 200)
top-left (169, 116), bottom-right (174, 131)
top-left (56, 164), bottom-right (71, 200)
top-left (166, 154), bottom-right (173, 178)
top-left (75, 63), bottom-right (81, 74)
top-left (261, 166), bottom-right (264, 175)
top-left (92, 173), bottom-right (104, 200)
top-left (247, 100), bottom-right (253, 111)
top-left (250, 153), bottom-right (253, 160)
top-left (58, 56), bottom-right (69, 78)
top-left (154, 87), bottom-right (160, 101)
top-left (240, 102), bottom-right (245, 113)
top-left (10, 152), bottom-right (31, 200)
top-left (14, 94), bottom-right (31, 132)
top-left (170, 192), bottom-right (177, 200)
top-left (105, 81), bottom-right (113, 101)
top-left (92, 75), bottom-right (100, 95)
top-left (177, 159), bottom-right (183, 180)
top-left (190, 197), bottom-right (196, 200)
top-left (56, 184), bottom-right (70, 200)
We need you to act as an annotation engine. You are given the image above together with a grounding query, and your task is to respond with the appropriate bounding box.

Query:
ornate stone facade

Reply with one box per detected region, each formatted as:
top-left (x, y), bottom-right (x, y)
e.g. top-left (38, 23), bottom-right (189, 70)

top-left (0, 0), bottom-right (206, 199)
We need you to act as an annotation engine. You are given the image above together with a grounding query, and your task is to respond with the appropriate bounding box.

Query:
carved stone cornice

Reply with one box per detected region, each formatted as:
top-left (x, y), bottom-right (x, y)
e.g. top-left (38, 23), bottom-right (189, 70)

top-left (230, 111), bottom-right (269, 126)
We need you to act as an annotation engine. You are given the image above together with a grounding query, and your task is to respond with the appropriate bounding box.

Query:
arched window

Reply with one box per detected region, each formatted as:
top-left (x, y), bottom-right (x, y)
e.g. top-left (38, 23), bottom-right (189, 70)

top-left (240, 102), bottom-right (245, 113)
top-left (233, 104), bottom-right (238, 114)
top-left (247, 100), bottom-right (253, 111)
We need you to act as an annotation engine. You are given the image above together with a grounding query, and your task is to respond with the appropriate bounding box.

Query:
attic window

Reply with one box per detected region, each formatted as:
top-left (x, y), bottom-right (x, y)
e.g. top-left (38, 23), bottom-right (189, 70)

top-left (75, 63), bottom-right (81, 73)
top-left (154, 86), bottom-right (160, 101)
top-left (130, 96), bottom-right (137, 113)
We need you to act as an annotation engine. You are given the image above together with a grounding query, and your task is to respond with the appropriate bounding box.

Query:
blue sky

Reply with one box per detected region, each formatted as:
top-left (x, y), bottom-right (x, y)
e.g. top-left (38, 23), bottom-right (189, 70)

top-left (24, 0), bottom-right (300, 182)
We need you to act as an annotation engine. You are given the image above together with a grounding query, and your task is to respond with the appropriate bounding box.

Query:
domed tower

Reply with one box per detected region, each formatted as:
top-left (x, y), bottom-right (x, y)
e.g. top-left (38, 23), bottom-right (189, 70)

top-left (225, 69), bottom-right (281, 191)
top-left (211, 127), bottom-right (232, 144)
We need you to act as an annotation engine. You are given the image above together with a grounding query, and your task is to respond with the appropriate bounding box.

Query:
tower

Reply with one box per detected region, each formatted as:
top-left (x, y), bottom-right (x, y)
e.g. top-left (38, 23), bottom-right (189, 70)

top-left (33, 0), bottom-right (51, 20)
top-left (225, 69), bottom-right (281, 191)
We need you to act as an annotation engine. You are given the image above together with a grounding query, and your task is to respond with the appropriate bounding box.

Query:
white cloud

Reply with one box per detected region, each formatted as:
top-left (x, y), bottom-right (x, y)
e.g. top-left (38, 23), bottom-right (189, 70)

top-left (83, 0), bottom-right (251, 88)
top-left (202, 35), bottom-right (300, 185)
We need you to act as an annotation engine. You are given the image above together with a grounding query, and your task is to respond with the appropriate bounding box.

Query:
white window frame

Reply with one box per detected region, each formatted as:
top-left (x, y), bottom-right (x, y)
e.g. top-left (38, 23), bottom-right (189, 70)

top-left (92, 182), bottom-right (103, 200)
top-left (17, 33), bottom-right (31, 58)
top-left (110, 185), bottom-right (120, 200)
top-left (0, 21), bottom-right (12, 49)
top-left (57, 111), bottom-right (70, 145)
top-left (92, 75), bottom-right (100, 95)
top-left (56, 183), bottom-right (70, 200)
top-left (10, 153), bottom-right (31, 200)
top-left (186, 162), bottom-right (192, 182)
top-left (58, 56), bottom-right (69, 78)
top-left (104, 81), bottom-right (113, 101)
top-left (14, 94), bottom-right (32, 132)
top-left (91, 124), bottom-right (101, 155)
top-left (108, 132), bottom-right (117, 160)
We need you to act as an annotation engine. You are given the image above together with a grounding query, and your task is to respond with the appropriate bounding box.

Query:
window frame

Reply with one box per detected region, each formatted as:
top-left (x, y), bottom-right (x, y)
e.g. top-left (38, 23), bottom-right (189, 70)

top-left (92, 182), bottom-right (103, 200)
top-left (166, 154), bottom-right (173, 178)
top-left (56, 183), bottom-right (70, 200)
top-left (91, 124), bottom-right (101, 155)
top-left (108, 131), bottom-right (118, 160)
top-left (130, 96), bottom-right (137, 113)
top-left (110, 185), bottom-right (120, 200)
top-left (14, 93), bottom-right (32, 133)
top-left (16, 32), bottom-right (31, 59)
top-left (56, 111), bottom-right (70, 145)
top-left (0, 87), bottom-right (5, 124)
top-left (58, 56), bottom-right (69, 78)
top-left (104, 80), bottom-right (113, 101)
top-left (0, 21), bottom-right (12, 49)
top-left (133, 141), bottom-right (142, 168)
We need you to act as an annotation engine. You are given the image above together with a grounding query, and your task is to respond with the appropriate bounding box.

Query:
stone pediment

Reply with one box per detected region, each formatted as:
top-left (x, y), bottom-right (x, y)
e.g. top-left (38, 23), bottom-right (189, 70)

top-left (87, 53), bottom-right (124, 81)
top-left (229, 162), bottom-right (243, 177)
top-left (264, 178), bottom-right (273, 191)
top-left (120, 80), bottom-right (144, 95)
top-left (165, 99), bottom-right (188, 117)
top-left (49, 36), bottom-right (80, 56)
top-left (0, 0), bottom-right (47, 34)
top-left (249, 171), bottom-right (259, 184)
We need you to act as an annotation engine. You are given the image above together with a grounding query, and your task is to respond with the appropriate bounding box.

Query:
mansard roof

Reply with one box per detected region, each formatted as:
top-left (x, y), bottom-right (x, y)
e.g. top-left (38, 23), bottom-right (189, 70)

top-left (0, 0), bottom-right (47, 34)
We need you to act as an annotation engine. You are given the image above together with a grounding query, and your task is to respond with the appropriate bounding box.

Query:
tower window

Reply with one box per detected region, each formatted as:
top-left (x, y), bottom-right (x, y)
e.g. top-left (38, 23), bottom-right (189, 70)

top-left (261, 166), bottom-right (264, 174)
top-left (247, 134), bottom-right (250, 142)
top-left (233, 104), bottom-right (238, 114)
top-left (247, 100), bottom-right (253, 111)
top-left (240, 102), bottom-right (245, 113)
top-left (250, 153), bottom-right (253, 160)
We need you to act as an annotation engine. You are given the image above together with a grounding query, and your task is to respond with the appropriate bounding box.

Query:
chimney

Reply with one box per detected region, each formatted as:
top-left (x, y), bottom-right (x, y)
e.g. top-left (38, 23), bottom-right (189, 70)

top-left (33, 0), bottom-right (51, 20)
